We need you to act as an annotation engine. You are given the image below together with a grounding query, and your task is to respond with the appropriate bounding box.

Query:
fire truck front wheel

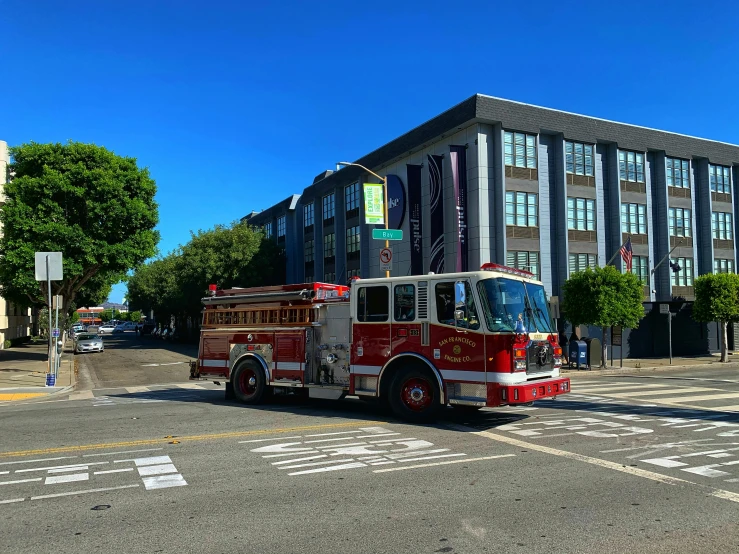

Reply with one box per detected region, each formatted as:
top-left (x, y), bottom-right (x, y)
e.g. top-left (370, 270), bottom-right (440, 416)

top-left (388, 366), bottom-right (442, 423)
top-left (231, 360), bottom-right (267, 404)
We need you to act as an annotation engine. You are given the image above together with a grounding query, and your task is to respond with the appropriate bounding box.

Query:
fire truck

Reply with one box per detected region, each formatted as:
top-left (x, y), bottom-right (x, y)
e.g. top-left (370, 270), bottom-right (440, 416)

top-left (189, 263), bottom-right (570, 422)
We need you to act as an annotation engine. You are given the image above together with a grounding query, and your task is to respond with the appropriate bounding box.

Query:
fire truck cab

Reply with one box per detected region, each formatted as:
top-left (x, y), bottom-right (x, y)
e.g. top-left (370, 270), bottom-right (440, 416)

top-left (191, 263), bottom-right (570, 422)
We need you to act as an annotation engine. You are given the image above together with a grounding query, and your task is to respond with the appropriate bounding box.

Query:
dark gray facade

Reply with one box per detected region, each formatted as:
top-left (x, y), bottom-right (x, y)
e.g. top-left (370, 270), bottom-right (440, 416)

top-left (245, 94), bottom-right (739, 357)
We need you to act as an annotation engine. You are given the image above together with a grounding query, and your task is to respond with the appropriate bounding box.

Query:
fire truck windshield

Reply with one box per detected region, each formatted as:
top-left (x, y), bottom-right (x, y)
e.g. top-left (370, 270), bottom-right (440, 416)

top-left (477, 278), bottom-right (554, 333)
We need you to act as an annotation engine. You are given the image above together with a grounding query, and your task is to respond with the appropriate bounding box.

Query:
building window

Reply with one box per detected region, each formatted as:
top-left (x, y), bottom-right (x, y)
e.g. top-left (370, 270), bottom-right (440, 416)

top-left (619, 150), bottom-right (645, 183)
top-left (324, 272), bottom-right (336, 283)
top-left (668, 208), bottom-right (692, 237)
top-left (304, 203), bottom-right (314, 228)
top-left (568, 253), bottom-right (596, 274)
top-left (710, 164), bottom-right (731, 194)
top-left (715, 259), bottom-right (735, 274)
top-left (621, 203), bottom-right (647, 235)
top-left (345, 182), bottom-right (360, 213)
top-left (623, 255), bottom-right (648, 284)
top-left (712, 212), bottom-right (733, 240)
top-left (277, 216), bottom-right (286, 239)
top-left (264, 222), bottom-right (272, 238)
top-left (346, 225), bottom-right (360, 258)
top-left (565, 141), bottom-right (594, 176)
top-left (506, 251), bottom-right (540, 280)
top-left (323, 194), bottom-right (335, 221)
top-left (671, 258), bottom-right (694, 287)
top-left (666, 158), bottom-right (690, 188)
top-left (505, 192), bottom-right (538, 227)
top-left (504, 131), bottom-right (537, 169)
top-left (347, 268), bottom-right (361, 280)
top-left (304, 240), bottom-right (314, 262)
top-left (567, 197), bottom-right (596, 231)
top-left (323, 233), bottom-right (335, 258)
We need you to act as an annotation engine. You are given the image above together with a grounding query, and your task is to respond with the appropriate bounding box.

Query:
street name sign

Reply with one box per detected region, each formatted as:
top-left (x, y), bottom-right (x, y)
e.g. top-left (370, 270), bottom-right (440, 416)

top-left (372, 229), bottom-right (403, 241)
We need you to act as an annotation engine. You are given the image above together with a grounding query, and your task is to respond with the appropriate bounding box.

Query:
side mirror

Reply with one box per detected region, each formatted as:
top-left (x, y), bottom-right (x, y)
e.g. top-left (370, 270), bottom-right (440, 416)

top-left (454, 309), bottom-right (465, 321)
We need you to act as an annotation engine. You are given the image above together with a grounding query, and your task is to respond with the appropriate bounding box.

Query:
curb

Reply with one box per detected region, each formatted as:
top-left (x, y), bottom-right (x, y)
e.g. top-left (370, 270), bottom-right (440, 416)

top-left (563, 362), bottom-right (739, 377)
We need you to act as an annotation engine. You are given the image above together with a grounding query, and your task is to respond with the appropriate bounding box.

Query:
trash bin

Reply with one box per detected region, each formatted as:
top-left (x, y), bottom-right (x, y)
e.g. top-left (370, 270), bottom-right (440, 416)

top-left (584, 337), bottom-right (602, 368)
top-left (569, 340), bottom-right (587, 370)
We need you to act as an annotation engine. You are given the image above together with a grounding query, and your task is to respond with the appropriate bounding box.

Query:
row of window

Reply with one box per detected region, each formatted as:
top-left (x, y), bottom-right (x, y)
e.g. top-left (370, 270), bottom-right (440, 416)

top-left (303, 183), bottom-right (361, 229)
top-left (304, 226), bottom-right (362, 262)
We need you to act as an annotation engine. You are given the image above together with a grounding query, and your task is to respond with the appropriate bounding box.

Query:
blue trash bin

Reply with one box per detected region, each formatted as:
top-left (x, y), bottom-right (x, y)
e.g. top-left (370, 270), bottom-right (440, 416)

top-left (568, 340), bottom-right (588, 370)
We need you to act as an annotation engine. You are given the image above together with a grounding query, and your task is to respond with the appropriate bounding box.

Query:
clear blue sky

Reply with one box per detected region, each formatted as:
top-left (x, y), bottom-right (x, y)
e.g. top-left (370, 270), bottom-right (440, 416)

top-left (1, 0), bottom-right (737, 304)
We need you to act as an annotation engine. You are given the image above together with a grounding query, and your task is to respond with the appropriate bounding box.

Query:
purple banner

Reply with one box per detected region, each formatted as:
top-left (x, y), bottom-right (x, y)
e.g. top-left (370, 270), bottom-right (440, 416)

top-left (450, 145), bottom-right (468, 272)
top-left (407, 164), bottom-right (423, 275)
top-left (428, 154), bottom-right (444, 274)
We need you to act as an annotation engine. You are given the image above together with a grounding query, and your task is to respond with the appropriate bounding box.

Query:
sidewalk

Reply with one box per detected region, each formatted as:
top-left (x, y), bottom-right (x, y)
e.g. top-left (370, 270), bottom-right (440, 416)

top-left (0, 339), bottom-right (75, 401)
top-left (562, 353), bottom-right (739, 376)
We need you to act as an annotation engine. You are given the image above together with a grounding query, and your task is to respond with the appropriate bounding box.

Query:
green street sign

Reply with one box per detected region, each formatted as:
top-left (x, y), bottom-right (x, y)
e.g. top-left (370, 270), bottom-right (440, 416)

top-left (372, 229), bottom-right (403, 241)
top-left (363, 184), bottom-right (385, 225)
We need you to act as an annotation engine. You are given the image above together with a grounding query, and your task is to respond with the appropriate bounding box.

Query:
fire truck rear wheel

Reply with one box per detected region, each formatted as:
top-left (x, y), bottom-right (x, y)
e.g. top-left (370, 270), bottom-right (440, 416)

top-left (388, 366), bottom-right (441, 422)
top-left (231, 361), bottom-right (266, 404)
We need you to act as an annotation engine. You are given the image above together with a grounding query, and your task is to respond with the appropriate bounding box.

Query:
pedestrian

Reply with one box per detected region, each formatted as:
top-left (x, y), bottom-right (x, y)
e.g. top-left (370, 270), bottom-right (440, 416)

top-left (559, 330), bottom-right (569, 364)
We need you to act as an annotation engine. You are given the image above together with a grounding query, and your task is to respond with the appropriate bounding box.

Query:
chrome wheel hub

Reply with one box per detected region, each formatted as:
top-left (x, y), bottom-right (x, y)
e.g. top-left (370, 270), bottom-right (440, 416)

top-left (409, 387), bottom-right (425, 402)
top-left (248, 376), bottom-right (257, 387)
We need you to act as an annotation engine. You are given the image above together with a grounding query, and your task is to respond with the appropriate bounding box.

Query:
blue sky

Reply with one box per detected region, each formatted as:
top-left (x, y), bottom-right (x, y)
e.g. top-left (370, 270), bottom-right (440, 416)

top-left (1, 0), bottom-right (737, 304)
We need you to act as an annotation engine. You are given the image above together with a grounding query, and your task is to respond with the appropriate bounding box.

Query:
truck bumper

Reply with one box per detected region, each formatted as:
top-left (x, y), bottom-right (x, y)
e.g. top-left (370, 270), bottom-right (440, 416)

top-left (488, 376), bottom-right (570, 406)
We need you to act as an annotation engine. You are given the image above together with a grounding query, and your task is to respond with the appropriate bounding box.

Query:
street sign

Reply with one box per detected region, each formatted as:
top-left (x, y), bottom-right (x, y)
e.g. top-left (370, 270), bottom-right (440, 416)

top-left (659, 304), bottom-right (669, 314)
top-left (34, 252), bottom-right (63, 281)
top-left (380, 248), bottom-right (393, 272)
top-left (52, 295), bottom-right (63, 309)
top-left (612, 325), bottom-right (622, 346)
top-left (52, 328), bottom-right (60, 338)
top-left (372, 229), bottom-right (403, 241)
top-left (363, 184), bottom-right (385, 225)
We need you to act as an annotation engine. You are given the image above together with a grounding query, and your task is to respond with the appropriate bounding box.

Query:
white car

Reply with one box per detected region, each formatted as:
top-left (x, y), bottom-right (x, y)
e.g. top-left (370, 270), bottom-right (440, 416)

top-left (114, 322), bottom-right (136, 332)
top-left (98, 323), bottom-right (116, 334)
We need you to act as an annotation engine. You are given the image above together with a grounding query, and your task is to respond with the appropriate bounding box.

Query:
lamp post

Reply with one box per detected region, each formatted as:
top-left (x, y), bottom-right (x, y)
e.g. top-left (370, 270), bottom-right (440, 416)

top-left (337, 162), bottom-right (390, 278)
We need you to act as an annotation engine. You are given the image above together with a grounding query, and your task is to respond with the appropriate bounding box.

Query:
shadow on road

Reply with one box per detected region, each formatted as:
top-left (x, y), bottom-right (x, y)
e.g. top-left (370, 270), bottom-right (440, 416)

top-left (98, 332), bottom-right (198, 357)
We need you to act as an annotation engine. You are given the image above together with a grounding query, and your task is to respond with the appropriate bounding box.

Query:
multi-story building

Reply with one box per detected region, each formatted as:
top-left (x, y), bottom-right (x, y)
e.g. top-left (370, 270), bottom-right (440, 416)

top-left (0, 139), bottom-right (32, 348)
top-left (245, 95), bottom-right (739, 357)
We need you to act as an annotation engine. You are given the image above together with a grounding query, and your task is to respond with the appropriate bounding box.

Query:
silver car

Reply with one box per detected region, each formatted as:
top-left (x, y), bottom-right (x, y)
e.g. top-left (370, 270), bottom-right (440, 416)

top-left (74, 333), bottom-right (104, 354)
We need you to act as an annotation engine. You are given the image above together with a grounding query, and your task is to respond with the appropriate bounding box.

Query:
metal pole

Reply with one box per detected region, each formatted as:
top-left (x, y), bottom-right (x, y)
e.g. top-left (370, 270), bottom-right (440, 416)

top-left (606, 236), bottom-right (631, 266)
top-left (54, 296), bottom-right (60, 379)
top-left (383, 176), bottom-right (389, 278)
top-left (620, 333), bottom-right (623, 368)
top-left (668, 312), bottom-right (673, 365)
top-left (46, 255), bottom-right (53, 380)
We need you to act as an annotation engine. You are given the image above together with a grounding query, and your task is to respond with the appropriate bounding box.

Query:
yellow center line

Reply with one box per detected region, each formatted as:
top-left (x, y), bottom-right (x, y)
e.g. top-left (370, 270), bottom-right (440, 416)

top-left (0, 420), bottom-right (384, 458)
top-left (0, 393), bottom-right (47, 401)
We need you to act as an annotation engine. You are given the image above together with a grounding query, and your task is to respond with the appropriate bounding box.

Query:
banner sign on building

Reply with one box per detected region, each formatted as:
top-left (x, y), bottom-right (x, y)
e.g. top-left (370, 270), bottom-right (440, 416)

top-left (407, 164), bottom-right (423, 275)
top-left (363, 183), bottom-right (385, 225)
top-left (450, 145), bottom-right (468, 272)
top-left (428, 154), bottom-right (445, 274)
top-left (386, 174), bottom-right (407, 230)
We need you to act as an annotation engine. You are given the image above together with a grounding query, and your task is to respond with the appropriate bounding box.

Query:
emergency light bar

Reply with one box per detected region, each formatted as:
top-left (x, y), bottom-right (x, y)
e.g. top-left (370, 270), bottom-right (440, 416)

top-left (480, 263), bottom-right (534, 278)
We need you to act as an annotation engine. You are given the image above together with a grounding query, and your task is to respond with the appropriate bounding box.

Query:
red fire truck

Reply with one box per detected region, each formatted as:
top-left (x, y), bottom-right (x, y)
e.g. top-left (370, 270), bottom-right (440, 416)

top-left (190, 263), bottom-right (570, 421)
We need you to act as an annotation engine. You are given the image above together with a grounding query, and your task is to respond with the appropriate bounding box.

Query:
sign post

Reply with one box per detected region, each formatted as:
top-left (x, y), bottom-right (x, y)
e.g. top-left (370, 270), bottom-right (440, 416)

top-left (612, 326), bottom-right (622, 368)
top-left (659, 304), bottom-right (672, 364)
top-left (35, 252), bottom-right (63, 385)
top-left (363, 180), bottom-right (391, 277)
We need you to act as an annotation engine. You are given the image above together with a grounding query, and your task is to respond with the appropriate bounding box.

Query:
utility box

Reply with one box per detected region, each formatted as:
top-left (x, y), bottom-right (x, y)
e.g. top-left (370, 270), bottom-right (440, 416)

top-left (585, 337), bottom-right (602, 368)
top-left (569, 340), bottom-right (587, 370)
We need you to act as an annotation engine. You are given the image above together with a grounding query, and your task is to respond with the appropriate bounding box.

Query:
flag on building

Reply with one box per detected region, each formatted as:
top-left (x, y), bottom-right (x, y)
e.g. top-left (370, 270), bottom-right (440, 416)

top-left (620, 237), bottom-right (633, 272)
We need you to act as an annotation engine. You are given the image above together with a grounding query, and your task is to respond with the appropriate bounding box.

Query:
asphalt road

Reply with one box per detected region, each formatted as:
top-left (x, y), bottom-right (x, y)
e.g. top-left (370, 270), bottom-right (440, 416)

top-left (2, 335), bottom-right (739, 553)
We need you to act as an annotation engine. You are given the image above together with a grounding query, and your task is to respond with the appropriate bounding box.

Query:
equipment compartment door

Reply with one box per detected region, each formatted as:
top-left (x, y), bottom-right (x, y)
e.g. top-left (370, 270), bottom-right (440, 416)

top-left (274, 333), bottom-right (305, 382)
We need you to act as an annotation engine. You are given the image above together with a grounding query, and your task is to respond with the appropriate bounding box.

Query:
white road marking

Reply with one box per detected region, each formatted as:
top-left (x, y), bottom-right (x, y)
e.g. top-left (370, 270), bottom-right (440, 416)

top-left (607, 387), bottom-right (717, 398)
top-left (94, 468), bottom-right (135, 475)
top-left (0, 471), bottom-right (8, 475)
top-left (175, 383), bottom-right (205, 389)
top-left (303, 431), bottom-right (361, 438)
top-left (137, 464), bottom-right (178, 476)
top-left (67, 390), bottom-right (94, 400)
top-left (287, 462), bottom-right (367, 476)
top-left (45, 473), bottom-right (89, 485)
top-left (272, 455), bottom-right (327, 465)
top-left (388, 453), bottom-right (466, 464)
top-left (238, 436), bottom-right (302, 444)
top-left (115, 456), bottom-right (171, 466)
top-left (0, 456), bottom-right (76, 466)
top-left (373, 454), bottom-right (516, 473)
top-left (31, 484), bottom-right (139, 500)
top-left (0, 498), bottom-right (25, 504)
top-left (141, 474), bottom-right (187, 490)
top-left (666, 392), bottom-right (739, 403)
top-left (83, 448), bottom-right (164, 457)
top-left (304, 436), bottom-right (371, 444)
top-left (681, 465), bottom-right (732, 478)
top-left (641, 458), bottom-right (688, 468)
top-left (709, 405), bottom-right (739, 412)
top-left (16, 462), bottom-right (106, 473)
top-left (0, 478), bottom-right (42, 486)
top-left (125, 386), bottom-right (150, 393)
top-left (573, 384), bottom-right (671, 394)
top-left (48, 466), bottom-right (91, 474)
top-left (277, 459), bottom-right (356, 470)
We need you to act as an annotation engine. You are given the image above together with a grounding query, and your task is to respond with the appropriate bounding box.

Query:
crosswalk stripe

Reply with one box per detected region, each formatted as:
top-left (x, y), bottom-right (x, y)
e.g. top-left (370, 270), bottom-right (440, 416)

top-left (573, 384), bottom-right (671, 394)
top-left (606, 387), bottom-right (718, 398)
top-left (67, 391), bottom-right (94, 400)
top-left (175, 383), bottom-right (206, 390)
top-left (666, 392), bottom-right (739, 404)
top-left (708, 405), bottom-right (739, 412)
top-left (125, 386), bottom-right (150, 393)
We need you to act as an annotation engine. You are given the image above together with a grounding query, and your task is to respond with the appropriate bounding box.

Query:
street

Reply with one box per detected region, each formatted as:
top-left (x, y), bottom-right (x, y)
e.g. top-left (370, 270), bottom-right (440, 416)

top-left (2, 335), bottom-right (739, 553)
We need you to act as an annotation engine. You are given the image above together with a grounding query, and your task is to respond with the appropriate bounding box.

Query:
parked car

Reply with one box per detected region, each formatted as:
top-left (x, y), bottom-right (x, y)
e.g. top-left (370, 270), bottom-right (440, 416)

top-left (114, 322), bottom-right (136, 333)
top-left (74, 333), bottom-right (104, 354)
top-left (98, 323), bottom-right (116, 334)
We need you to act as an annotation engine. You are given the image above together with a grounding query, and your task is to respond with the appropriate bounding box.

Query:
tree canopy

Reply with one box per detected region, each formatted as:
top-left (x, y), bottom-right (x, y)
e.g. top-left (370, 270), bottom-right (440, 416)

top-left (127, 221), bottom-right (284, 327)
top-left (0, 141), bottom-right (159, 314)
top-left (693, 273), bottom-right (739, 362)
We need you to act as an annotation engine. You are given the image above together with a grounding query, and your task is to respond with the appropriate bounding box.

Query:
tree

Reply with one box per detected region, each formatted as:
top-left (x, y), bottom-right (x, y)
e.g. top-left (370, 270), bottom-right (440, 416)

top-left (129, 310), bottom-right (142, 323)
top-left (562, 265), bottom-right (645, 367)
top-left (693, 273), bottom-right (739, 362)
top-left (0, 141), bottom-right (159, 316)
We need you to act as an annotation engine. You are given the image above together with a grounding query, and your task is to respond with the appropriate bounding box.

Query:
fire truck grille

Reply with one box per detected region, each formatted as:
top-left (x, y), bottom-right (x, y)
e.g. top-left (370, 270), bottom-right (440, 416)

top-left (527, 341), bottom-right (554, 374)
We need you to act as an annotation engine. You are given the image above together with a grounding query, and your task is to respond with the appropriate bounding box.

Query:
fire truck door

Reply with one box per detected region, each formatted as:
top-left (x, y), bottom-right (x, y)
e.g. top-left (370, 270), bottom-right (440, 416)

top-left (391, 283), bottom-right (421, 355)
top-left (274, 333), bottom-right (305, 383)
top-left (352, 284), bottom-right (391, 372)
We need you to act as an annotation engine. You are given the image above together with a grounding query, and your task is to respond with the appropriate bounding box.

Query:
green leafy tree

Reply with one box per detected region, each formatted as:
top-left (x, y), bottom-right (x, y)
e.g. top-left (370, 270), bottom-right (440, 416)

top-left (70, 311), bottom-right (80, 325)
top-left (693, 273), bottom-right (739, 362)
top-left (562, 266), bottom-right (645, 367)
top-left (0, 141), bottom-right (159, 315)
top-left (129, 310), bottom-right (142, 323)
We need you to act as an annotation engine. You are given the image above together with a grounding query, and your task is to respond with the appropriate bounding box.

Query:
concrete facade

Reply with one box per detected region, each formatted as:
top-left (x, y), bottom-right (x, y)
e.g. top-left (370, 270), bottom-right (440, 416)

top-left (245, 95), bottom-right (739, 357)
top-left (0, 140), bottom-right (32, 348)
